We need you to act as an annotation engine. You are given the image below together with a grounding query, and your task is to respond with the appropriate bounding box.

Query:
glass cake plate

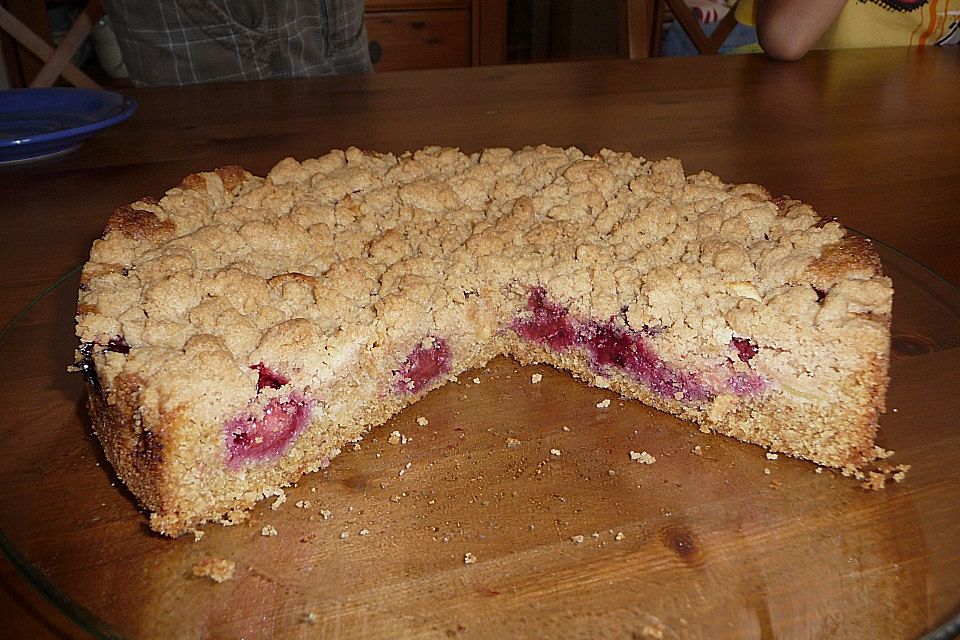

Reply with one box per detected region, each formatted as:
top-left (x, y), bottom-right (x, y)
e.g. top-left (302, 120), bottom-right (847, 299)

top-left (1, 240), bottom-right (958, 639)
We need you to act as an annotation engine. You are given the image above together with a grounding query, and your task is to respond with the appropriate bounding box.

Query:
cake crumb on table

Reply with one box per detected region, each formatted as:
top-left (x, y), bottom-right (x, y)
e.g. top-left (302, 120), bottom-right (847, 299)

top-left (270, 490), bottom-right (287, 510)
top-left (417, 416), bottom-right (429, 426)
top-left (261, 525), bottom-right (278, 537)
top-left (340, 531), bottom-right (350, 540)
top-left (571, 535), bottom-right (585, 544)
top-left (873, 446), bottom-right (895, 460)
top-left (550, 448), bottom-right (561, 456)
top-left (860, 463), bottom-right (910, 490)
top-left (596, 399), bottom-right (611, 408)
top-left (473, 377), bottom-right (481, 384)
top-left (640, 623), bottom-right (665, 639)
top-left (296, 500), bottom-right (312, 509)
top-left (763, 468), bottom-right (772, 475)
top-left (630, 451), bottom-right (656, 464)
top-left (766, 452), bottom-right (779, 460)
top-left (506, 437), bottom-right (521, 448)
top-left (531, 373), bottom-right (542, 384)
top-left (464, 552), bottom-right (477, 564)
top-left (387, 430), bottom-right (408, 444)
top-left (320, 509), bottom-right (332, 520)
top-left (192, 530), bottom-right (205, 542)
top-left (692, 446), bottom-right (703, 456)
top-left (615, 531), bottom-right (625, 541)
top-left (191, 557), bottom-right (236, 583)
top-left (861, 471), bottom-right (887, 490)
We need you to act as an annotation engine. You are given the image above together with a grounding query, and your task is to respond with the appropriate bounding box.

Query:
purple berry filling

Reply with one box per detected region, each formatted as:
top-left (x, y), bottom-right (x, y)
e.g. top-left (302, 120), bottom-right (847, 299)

top-left (512, 286), bottom-right (577, 350)
top-left (77, 342), bottom-right (100, 391)
top-left (225, 392), bottom-right (311, 469)
top-left (251, 362), bottom-right (289, 392)
top-left (105, 336), bottom-right (130, 354)
top-left (76, 336), bottom-right (132, 391)
top-left (580, 322), bottom-right (712, 402)
top-left (514, 288), bottom-right (764, 402)
top-left (393, 336), bottom-right (453, 394)
top-left (727, 371), bottom-right (766, 395)
top-left (731, 337), bottom-right (758, 362)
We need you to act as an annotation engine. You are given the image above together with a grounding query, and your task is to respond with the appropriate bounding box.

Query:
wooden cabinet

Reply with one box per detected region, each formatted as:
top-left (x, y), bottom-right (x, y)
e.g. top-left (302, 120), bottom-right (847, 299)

top-left (364, 0), bottom-right (508, 71)
top-left (365, 7), bottom-right (472, 71)
top-left (364, 0), bottom-right (650, 72)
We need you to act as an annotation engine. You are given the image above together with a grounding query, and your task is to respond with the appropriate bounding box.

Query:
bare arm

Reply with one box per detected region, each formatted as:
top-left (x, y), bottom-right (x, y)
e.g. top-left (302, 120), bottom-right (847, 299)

top-left (755, 0), bottom-right (848, 61)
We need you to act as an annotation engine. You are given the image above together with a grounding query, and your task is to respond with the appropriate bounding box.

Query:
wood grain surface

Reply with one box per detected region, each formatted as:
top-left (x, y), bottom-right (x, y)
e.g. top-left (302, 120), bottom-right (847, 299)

top-left (1, 47), bottom-right (959, 639)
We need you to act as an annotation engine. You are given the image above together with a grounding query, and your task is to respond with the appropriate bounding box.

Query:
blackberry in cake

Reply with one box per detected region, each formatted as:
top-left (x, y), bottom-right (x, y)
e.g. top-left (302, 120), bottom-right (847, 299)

top-left (75, 146), bottom-right (892, 536)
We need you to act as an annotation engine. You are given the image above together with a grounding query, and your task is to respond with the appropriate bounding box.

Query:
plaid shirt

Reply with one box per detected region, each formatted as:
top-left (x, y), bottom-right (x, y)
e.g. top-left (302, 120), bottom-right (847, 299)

top-left (103, 0), bottom-right (371, 86)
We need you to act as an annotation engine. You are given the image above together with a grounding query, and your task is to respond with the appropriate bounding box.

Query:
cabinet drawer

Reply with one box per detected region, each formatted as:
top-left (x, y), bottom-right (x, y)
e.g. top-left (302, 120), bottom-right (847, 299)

top-left (365, 9), bottom-right (471, 71)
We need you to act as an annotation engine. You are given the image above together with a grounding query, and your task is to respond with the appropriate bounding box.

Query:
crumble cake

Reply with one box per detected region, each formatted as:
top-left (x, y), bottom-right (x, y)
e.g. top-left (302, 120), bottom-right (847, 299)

top-left (75, 146), bottom-right (893, 536)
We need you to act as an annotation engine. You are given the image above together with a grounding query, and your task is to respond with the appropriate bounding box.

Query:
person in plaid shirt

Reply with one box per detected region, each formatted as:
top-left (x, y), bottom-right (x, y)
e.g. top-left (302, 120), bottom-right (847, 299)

top-left (102, 0), bottom-right (371, 86)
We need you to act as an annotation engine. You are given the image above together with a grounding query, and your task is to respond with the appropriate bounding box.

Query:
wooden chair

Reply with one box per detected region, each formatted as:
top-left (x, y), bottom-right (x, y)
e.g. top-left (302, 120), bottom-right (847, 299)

top-left (625, 0), bottom-right (652, 59)
top-left (645, 0), bottom-right (741, 57)
top-left (0, 0), bottom-right (102, 88)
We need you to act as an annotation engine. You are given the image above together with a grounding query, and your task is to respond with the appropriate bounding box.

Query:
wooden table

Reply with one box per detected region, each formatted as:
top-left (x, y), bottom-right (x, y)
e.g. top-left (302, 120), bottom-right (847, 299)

top-left (1, 47), bottom-right (959, 638)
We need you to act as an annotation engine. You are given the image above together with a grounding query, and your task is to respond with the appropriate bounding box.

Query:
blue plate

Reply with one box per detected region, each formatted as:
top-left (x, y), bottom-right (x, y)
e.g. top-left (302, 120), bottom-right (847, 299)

top-left (0, 88), bottom-right (137, 164)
